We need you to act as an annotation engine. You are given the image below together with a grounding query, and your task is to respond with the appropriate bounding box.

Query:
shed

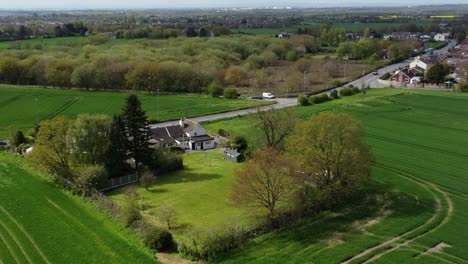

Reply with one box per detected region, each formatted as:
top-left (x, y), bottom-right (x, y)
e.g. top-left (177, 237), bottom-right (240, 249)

top-left (224, 149), bottom-right (244, 163)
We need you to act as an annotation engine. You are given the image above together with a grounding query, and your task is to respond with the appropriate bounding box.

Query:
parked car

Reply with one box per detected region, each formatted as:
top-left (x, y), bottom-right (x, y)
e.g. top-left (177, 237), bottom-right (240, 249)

top-left (251, 95), bottom-right (263, 100)
top-left (262, 92), bottom-right (276, 99)
top-left (0, 141), bottom-right (7, 146)
top-left (372, 71), bottom-right (379, 75)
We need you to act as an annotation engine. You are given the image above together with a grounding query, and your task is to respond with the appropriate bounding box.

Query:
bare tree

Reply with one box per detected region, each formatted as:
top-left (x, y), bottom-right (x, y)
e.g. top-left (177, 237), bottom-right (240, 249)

top-left (230, 148), bottom-right (296, 220)
top-left (140, 171), bottom-right (156, 191)
top-left (256, 107), bottom-right (297, 150)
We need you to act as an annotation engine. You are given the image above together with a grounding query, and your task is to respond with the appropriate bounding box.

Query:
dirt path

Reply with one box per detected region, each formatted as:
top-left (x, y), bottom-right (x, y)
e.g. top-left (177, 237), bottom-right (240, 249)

top-left (156, 252), bottom-right (202, 264)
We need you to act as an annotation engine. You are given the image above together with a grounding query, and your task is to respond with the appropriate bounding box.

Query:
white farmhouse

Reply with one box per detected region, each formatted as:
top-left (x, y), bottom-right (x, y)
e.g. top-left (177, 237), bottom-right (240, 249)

top-left (434, 33), bottom-right (446, 42)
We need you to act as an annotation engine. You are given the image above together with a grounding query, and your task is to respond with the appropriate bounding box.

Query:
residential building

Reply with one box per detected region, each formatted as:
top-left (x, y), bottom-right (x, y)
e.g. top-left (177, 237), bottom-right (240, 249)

top-left (434, 33), bottom-right (446, 42)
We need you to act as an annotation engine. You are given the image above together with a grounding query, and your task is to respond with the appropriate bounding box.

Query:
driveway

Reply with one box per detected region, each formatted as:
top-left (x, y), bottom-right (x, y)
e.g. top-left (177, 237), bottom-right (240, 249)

top-left (149, 98), bottom-right (297, 128)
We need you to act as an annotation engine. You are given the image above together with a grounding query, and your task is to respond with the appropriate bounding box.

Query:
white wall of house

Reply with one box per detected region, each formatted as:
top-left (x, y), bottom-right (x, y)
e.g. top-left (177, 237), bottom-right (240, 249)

top-left (434, 33), bottom-right (445, 42)
top-left (187, 124), bottom-right (207, 137)
top-left (410, 57), bottom-right (429, 70)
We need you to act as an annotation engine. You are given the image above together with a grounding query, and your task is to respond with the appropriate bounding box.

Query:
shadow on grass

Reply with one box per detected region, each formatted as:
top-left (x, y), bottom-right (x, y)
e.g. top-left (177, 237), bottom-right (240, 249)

top-left (156, 172), bottom-right (222, 185)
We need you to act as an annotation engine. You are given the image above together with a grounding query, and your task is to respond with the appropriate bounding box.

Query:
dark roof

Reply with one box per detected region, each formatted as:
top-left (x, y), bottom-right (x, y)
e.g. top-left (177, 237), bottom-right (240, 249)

top-left (151, 127), bottom-right (177, 145)
top-left (393, 68), bottom-right (416, 79)
top-left (190, 135), bottom-right (214, 142)
top-left (166, 125), bottom-right (184, 138)
top-left (411, 66), bottom-right (425, 73)
top-left (420, 55), bottom-right (442, 64)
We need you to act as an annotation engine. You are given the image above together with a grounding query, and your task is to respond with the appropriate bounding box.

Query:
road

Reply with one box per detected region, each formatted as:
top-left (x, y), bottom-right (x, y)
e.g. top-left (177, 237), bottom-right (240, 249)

top-left (344, 40), bottom-right (456, 89)
top-left (149, 41), bottom-right (456, 128)
top-left (149, 98), bottom-right (297, 128)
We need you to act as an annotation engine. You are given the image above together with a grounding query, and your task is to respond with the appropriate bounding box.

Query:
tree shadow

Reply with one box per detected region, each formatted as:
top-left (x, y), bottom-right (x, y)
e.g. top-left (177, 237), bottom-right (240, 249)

top-left (157, 172), bottom-right (222, 185)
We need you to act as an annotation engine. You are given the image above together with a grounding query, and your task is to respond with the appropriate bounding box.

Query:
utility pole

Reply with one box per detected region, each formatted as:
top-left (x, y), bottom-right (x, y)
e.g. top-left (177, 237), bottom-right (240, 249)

top-left (157, 89), bottom-right (160, 121)
top-left (35, 98), bottom-right (38, 125)
top-left (303, 70), bottom-right (307, 94)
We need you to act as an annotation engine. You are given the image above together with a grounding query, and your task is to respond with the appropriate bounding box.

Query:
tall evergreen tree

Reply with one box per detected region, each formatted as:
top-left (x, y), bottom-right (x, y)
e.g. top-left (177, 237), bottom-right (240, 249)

top-left (105, 115), bottom-right (129, 178)
top-left (121, 94), bottom-right (150, 180)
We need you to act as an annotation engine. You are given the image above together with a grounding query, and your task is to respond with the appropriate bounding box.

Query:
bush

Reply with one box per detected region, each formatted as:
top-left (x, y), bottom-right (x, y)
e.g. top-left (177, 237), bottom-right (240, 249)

top-left (339, 87), bottom-right (355, 96)
top-left (224, 87), bottom-right (238, 99)
top-left (144, 227), bottom-right (174, 251)
top-left (331, 80), bottom-right (342, 87)
top-left (352, 87), bottom-right (360, 94)
top-left (458, 82), bottom-right (468, 92)
top-left (330, 90), bottom-right (339, 99)
top-left (309, 94), bottom-right (330, 104)
top-left (13, 130), bottom-right (27, 147)
top-left (121, 188), bottom-right (141, 226)
top-left (150, 149), bottom-right (183, 174)
top-left (298, 95), bottom-right (309, 106)
top-left (207, 81), bottom-right (223, 98)
top-left (218, 129), bottom-right (229, 137)
top-left (178, 227), bottom-right (247, 261)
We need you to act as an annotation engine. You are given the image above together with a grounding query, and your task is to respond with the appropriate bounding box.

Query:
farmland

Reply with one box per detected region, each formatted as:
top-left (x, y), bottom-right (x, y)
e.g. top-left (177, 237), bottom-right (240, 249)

top-left (204, 89), bottom-right (468, 263)
top-left (0, 86), bottom-right (269, 138)
top-left (0, 153), bottom-right (155, 263)
top-left (108, 150), bottom-right (248, 238)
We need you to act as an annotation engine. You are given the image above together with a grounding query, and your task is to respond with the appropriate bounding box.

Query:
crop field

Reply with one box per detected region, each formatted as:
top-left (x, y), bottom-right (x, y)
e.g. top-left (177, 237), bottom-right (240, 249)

top-left (205, 89), bottom-right (468, 263)
top-left (0, 153), bottom-right (155, 263)
top-left (108, 150), bottom-right (247, 238)
top-left (0, 86), bottom-right (269, 138)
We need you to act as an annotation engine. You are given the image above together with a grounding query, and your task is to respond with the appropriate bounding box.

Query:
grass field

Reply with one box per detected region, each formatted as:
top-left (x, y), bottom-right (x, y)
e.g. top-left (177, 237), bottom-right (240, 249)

top-left (0, 86), bottom-right (269, 139)
top-left (108, 150), bottom-right (247, 238)
top-left (204, 89), bottom-right (468, 263)
top-left (0, 153), bottom-right (156, 263)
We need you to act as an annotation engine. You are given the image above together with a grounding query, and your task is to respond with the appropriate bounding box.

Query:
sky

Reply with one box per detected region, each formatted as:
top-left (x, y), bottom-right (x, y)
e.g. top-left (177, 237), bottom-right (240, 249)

top-left (1, 0), bottom-right (465, 9)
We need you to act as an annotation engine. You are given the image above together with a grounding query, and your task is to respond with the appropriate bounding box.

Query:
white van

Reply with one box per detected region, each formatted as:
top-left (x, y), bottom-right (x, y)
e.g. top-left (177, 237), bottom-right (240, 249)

top-left (262, 92), bottom-right (275, 99)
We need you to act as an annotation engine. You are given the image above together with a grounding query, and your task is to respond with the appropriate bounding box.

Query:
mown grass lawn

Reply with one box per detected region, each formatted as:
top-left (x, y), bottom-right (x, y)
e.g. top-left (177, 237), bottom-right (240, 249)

top-left (0, 153), bottom-right (156, 264)
top-left (204, 89), bottom-right (468, 263)
top-left (0, 86), bottom-right (270, 138)
top-left (108, 150), bottom-right (248, 238)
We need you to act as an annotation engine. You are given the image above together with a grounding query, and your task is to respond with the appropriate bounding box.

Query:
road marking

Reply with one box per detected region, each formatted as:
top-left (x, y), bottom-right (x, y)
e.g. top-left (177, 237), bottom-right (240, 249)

top-left (0, 206), bottom-right (50, 264)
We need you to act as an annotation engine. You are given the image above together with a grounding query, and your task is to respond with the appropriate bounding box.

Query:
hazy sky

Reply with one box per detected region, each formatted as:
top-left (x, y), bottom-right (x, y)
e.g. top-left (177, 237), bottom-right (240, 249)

top-left (1, 0), bottom-right (465, 9)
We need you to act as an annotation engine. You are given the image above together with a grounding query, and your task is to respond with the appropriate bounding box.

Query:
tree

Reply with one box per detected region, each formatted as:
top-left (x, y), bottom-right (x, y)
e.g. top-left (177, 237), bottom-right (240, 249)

top-left (67, 114), bottom-right (112, 165)
top-left (126, 63), bottom-right (161, 93)
top-left (105, 115), bottom-right (129, 177)
top-left (140, 171), bottom-right (156, 191)
top-left (72, 164), bottom-right (107, 195)
top-left (13, 130), bottom-right (27, 147)
top-left (230, 135), bottom-right (248, 153)
top-left (207, 81), bottom-right (223, 98)
top-left (71, 63), bottom-right (97, 91)
top-left (45, 59), bottom-right (74, 88)
top-left (152, 204), bottom-right (178, 229)
top-left (224, 66), bottom-right (247, 86)
top-left (287, 112), bottom-right (372, 207)
top-left (0, 56), bottom-right (22, 84)
top-left (27, 116), bottom-right (72, 180)
top-left (256, 108), bottom-right (297, 150)
top-left (224, 87), bottom-right (238, 99)
top-left (425, 63), bottom-right (450, 84)
top-left (231, 148), bottom-right (296, 221)
top-left (121, 94), bottom-right (150, 180)
top-left (199, 27), bottom-right (209, 37)
top-left (121, 187), bottom-right (142, 226)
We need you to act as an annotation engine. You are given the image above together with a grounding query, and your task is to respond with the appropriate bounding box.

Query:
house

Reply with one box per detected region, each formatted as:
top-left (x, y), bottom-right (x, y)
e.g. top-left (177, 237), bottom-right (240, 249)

top-left (224, 149), bottom-right (244, 163)
top-left (410, 54), bottom-right (446, 71)
top-left (278, 32), bottom-right (291, 39)
top-left (391, 68), bottom-right (416, 83)
top-left (150, 119), bottom-right (215, 151)
top-left (434, 33), bottom-right (446, 42)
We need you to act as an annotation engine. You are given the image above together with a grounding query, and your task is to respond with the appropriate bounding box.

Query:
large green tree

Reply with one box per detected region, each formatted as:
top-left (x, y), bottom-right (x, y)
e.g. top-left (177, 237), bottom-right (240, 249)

top-left (126, 62), bottom-right (161, 93)
top-left (425, 63), bottom-right (450, 84)
top-left (287, 112), bottom-right (372, 207)
top-left (105, 115), bottom-right (130, 177)
top-left (121, 94), bottom-right (150, 180)
top-left (71, 63), bottom-right (98, 91)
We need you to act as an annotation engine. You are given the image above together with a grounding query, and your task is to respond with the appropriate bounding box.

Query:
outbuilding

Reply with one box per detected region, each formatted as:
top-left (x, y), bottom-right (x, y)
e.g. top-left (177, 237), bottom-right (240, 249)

top-left (224, 149), bottom-right (244, 163)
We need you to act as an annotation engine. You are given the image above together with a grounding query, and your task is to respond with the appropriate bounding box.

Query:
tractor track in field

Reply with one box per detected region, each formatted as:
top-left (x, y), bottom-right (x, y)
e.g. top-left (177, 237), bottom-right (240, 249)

top-left (42, 97), bottom-right (81, 121)
top-left (341, 163), bottom-right (453, 264)
top-left (0, 218), bottom-right (33, 263)
top-left (365, 133), bottom-right (468, 159)
top-left (0, 95), bottom-right (21, 108)
top-left (0, 206), bottom-right (50, 264)
top-left (0, 226), bottom-right (21, 264)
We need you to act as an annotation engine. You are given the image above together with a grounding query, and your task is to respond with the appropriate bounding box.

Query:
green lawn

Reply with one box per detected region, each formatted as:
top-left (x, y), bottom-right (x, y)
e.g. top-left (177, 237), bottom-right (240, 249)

top-left (0, 86), bottom-right (269, 139)
top-left (204, 89), bottom-right (468, 263)
top-left (0, 153), bottom-right (156, 263)
top-left (108, 150), bottom-right (248, 238)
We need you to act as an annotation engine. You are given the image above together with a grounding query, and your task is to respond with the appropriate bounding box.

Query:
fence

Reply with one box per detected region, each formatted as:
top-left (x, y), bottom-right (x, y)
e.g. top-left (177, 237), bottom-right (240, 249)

top-left (98, 174), bottom-right (138, 192)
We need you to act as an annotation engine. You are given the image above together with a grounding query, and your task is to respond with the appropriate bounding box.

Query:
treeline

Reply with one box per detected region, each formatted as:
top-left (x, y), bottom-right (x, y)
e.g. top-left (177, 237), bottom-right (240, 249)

top-left (336, 39), bottom-right (417, 61)
top-left (0, 35), bottom-right (320, 92)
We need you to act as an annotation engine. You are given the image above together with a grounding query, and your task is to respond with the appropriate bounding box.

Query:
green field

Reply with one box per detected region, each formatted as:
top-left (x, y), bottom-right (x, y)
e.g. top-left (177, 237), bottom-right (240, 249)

top-left (0, 153), bottom-right (156, 263)
top-left (0, 37), bottom-right (84, 51)
top-left (204, 89), bottom-right (468, 263)
top-left (108, 150), bottom-right (248, 238)
top-left (0, 86), bottom-right (269, 138)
